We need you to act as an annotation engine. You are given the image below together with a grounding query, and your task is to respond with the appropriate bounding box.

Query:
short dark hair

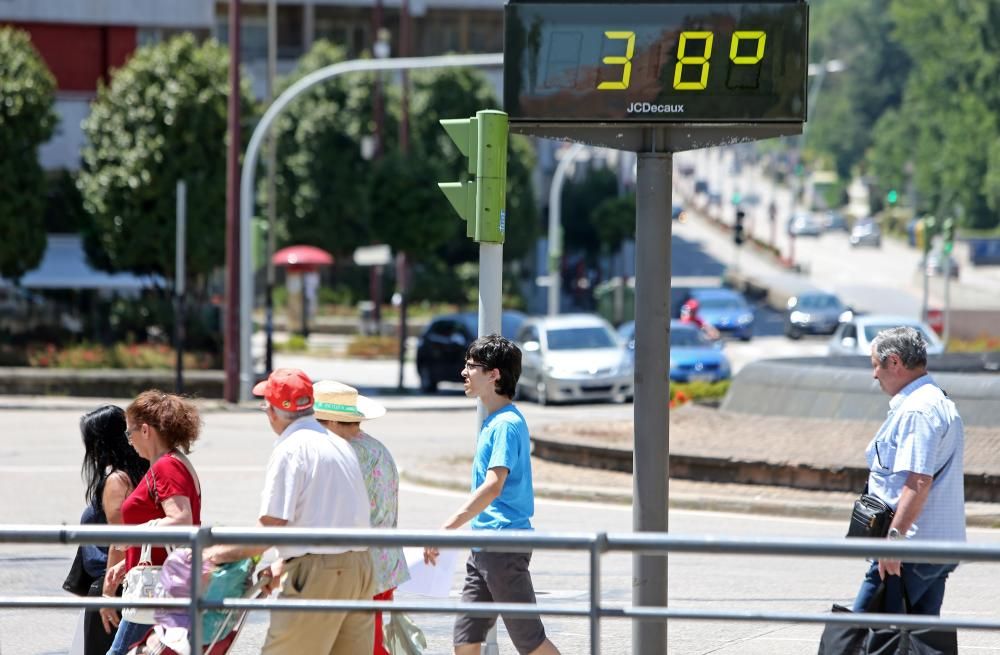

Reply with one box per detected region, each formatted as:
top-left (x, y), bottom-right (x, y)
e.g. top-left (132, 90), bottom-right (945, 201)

top-left (466, 334), bottom-right (521, 398)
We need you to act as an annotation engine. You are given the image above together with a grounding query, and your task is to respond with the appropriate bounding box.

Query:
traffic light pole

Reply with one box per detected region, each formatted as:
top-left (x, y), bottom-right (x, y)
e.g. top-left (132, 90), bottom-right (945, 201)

top-left (633, 149), bottom-right (671, 654)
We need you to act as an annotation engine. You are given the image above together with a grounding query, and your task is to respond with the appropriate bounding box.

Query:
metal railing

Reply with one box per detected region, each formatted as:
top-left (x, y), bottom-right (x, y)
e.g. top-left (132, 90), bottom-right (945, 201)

top-left (4, 525), bottom-right (1000, 654)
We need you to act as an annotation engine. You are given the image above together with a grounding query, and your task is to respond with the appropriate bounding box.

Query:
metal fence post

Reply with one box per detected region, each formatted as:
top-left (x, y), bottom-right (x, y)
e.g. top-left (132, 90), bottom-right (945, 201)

top-left (591, 534), bottom-right (605, 655)
top-left (188, 526), bottom-right (210, 653)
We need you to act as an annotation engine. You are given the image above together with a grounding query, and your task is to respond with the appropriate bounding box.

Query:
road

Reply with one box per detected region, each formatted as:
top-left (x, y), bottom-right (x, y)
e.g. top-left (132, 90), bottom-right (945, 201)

top-left (2, 404), bottom-right (1000, 654)
top-left (676, 148), bottom-right (1000, 315)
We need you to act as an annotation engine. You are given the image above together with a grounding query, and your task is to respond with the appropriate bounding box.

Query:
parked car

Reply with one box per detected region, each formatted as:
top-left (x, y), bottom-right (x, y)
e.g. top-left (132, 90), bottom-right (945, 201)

top-left (822, 210), bottom-right (849, 232)
top-left (785, 292), bottom-right (851, 339)
top-left (515, 313), bottom-right (633, 405)
top-left (672, 203), bottom-right (688, 222)
top-left (849, 218), bottom-right (882, 247)
top-left (687, 288), bottom-right (755, 341)
top-left (922, 252), bottom-right (960, 279)
top-left (827, 315), bottom-right (945, 357)
top-left (619, 320), bottom-right (731, 383)
top-left (415, 310), bottom-right (526, 392)
top-left (787, 211), bottom-right (824, 237)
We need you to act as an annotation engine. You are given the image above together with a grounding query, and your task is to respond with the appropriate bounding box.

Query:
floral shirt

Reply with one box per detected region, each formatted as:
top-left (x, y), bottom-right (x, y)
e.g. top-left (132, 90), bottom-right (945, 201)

top-left (346, 432), bottom-right (410, 593)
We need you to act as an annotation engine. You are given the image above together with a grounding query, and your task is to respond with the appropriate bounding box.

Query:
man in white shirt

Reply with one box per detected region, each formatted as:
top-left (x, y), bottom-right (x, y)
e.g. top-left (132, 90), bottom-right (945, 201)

top-left (207, 368), bottom-right (374, 654)
top-left (852, 327), bottom-right (965, 616)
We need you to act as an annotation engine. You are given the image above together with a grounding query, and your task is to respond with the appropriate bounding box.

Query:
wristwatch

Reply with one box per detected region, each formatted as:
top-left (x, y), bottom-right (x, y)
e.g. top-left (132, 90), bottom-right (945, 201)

top-left (887, 527), bottom-right (903, 540)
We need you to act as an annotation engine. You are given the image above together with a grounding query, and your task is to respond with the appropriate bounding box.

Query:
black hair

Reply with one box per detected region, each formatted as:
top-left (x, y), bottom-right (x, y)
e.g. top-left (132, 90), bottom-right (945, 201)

top-left (466, 334), bottom-right (521, 399)
top-left (80, 405), bottom-right (149, 508)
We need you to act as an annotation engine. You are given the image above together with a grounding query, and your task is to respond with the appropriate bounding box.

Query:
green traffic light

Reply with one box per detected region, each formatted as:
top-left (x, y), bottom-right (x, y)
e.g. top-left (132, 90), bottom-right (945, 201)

top-left (887, 189), bottom-right (898, 205)
top-left (438, 110), bottom-right (508, 244)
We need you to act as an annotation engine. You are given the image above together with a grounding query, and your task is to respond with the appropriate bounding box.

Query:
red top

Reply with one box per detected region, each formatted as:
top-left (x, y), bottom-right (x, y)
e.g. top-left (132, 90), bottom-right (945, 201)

top-left (121, 451), bottom-right (201, 571)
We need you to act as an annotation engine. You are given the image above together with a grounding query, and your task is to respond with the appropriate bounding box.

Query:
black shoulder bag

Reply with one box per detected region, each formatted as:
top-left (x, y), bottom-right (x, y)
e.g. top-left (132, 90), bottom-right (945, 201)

top-left (847, 453), bottom-right (954, 539)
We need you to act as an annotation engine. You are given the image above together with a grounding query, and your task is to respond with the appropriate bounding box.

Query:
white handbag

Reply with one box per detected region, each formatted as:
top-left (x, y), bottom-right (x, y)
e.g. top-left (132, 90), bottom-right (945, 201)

top-left (121, 542), bottom-right (161, 625)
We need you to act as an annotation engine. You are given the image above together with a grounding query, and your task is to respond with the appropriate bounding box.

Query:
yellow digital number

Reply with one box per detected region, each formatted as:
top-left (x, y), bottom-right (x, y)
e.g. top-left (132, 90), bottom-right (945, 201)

top-left (597, 31), bottom-right (636, 90)
top-left (730, 30), bottom-right (766, 64)
top-left (673, 31), bottom-right (714, 90)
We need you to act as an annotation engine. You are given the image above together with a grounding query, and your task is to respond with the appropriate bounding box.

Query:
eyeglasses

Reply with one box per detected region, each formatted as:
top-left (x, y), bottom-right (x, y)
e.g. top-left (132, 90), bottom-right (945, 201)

top-left (463, 362), bottom-right (488, 372)
top-left (124, 426), bottom-right (139, 442)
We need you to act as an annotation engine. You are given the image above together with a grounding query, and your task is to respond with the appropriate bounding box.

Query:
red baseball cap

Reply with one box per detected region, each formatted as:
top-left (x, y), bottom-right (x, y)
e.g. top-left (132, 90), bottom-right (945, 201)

top-left (253, 368), bottom-right (314, 411)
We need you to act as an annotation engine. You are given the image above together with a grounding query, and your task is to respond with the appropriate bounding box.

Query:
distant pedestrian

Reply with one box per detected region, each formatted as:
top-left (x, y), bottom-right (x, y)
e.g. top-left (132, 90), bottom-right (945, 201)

top-left (206, 368), bottom-right (374, 655)
top-left (102, 391), bottom-right (203, 655)
top-left (424, 335), bottom-right (561, 655)
top-left (74, 405), bottom-right (148, 655)
top-left (314, 380), bottom-right (412, 655)
top-left (852, 327), bottom-right (965, 615)
top-left (679, 298), bottom-right (720, 340)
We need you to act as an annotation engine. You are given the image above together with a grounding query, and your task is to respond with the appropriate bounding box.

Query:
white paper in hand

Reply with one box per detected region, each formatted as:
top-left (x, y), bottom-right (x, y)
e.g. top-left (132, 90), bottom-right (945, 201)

top-left (397, 547), bottom-right (460, 598)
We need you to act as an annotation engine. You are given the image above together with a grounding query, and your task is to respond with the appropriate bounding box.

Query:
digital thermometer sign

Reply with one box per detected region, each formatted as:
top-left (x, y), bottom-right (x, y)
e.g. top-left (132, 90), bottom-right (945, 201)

top-left (504, 2), bottom-right (808, 124)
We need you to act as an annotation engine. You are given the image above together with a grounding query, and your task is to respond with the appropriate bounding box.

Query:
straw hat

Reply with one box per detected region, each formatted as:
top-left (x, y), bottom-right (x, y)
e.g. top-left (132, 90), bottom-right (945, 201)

top-left (312, 380), bottom-right (386, 422)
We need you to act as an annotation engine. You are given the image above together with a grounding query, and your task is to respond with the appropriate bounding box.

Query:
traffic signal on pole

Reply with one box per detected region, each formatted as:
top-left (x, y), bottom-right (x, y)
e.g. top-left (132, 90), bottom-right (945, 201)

top-left (438, 109), bottom-right (509, 244)
top-left (887, 189), bottom-right (899, 206)
top-left (917, 215), bottom-right (937, 254)
top-left (942, 217), bottom-right (955, 255)
top-left (734, 208), bottom-right (746, 246)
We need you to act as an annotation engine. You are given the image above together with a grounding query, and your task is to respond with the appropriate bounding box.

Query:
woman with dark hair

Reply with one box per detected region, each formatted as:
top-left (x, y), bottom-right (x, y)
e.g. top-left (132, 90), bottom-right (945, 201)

top-left (76, 405), bottom-right (149, 655)
top-left (101, 390), bottom-right (203, 655)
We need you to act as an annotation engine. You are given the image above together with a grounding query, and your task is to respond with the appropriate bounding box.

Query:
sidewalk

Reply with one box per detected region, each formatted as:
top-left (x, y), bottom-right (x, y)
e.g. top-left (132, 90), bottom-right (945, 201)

top-left (403, 403), bottom-right (1000, 527)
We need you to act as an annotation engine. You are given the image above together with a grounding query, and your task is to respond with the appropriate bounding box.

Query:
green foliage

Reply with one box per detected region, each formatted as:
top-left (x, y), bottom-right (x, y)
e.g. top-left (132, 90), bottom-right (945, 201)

top-left (806, 0), bottom-right (909, 178)
top-left (561, 166), bottom-right (620, 258)
top-left (669, 380), bottom-right (731, 403)
top-left (44, 170), bottom-right (90, 233)
top-left (271, 41), bottom-right (374, 257)
top-left (276, 334), bottom-right (309, 352)
top-left (369, 149), bottom-right (452, 255)
top-left (346, 335), bottom-right (399, 358)
top-left (27, 342), bottom-right (215, 369)
top-left (78, 34), bottom-right (256, 281)
top-left (591, 192), bottom-right (636, 248)
top-left (0, 27), bottom-right (57, 280)
top-left (865, 1), bottom-right (1000, 230)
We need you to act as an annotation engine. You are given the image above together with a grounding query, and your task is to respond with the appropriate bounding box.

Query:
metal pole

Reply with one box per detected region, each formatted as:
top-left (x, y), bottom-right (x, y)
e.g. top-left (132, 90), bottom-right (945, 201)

top-left (187, 526), bottom-right (209, 654)
top-left (943, 252), bottom-right (952, 345)
top-left (224, 0), bottom-right (242, 403)
top-left (547, 143), bottom-right (585, 316)
top-left (238, 53), bottom-right (504, 400)
top-left (590, 536), bottom-right (603, 655)
top-left (175, 181), bottom-right (187, 395)
top-left (633, 148), bottom-right (671, 654)
top-left (264, 0), bottom-right (278, 375)
top-left (478, 241), bottom-right (503, 655)
top-left (396, 252), bottom-right (408, 391)
top-left (921, 254), bottom-right (930, 322)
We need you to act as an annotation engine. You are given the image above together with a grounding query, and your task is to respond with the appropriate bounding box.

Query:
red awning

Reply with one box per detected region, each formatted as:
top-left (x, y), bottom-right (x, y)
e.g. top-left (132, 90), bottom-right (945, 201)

top-left (272, 245), bottom-right (334, 267)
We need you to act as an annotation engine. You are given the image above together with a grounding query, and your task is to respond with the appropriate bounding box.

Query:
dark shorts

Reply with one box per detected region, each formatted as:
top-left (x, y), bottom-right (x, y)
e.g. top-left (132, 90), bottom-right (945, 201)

top-left (453, 551), bottom-right (547, 654)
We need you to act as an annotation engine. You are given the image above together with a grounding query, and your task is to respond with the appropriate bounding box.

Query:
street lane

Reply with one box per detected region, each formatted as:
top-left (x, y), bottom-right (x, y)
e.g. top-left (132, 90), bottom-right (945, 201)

top-left (2, 406), bottom-right (1000, 654)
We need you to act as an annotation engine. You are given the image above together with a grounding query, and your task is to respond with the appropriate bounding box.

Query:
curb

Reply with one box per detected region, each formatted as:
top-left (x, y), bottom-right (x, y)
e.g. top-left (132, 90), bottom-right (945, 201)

top-left (401, 468), bottom-right (1000, 528)
top-left (0, 395), bottom-right (472, 413)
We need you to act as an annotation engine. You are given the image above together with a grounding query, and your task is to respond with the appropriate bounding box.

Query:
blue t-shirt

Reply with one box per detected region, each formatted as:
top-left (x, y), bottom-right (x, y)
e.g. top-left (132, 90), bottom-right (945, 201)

top-left (471, 404), bottom-right (535, 531)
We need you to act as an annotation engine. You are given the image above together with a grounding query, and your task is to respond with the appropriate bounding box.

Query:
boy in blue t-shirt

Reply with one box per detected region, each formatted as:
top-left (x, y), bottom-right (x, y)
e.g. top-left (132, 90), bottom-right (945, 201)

top-left (424, 335), bottom-right (560, 655)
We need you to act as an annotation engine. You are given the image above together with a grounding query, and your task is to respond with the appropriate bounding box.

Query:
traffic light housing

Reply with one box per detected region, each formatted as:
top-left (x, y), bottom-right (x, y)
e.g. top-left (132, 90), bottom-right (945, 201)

top-left (438, 109), bottom-right (509, 244)
top-left (942, 217), bottom-right (956, 254)
top-left (916, 216), bottom-right (937, 253)
top-left (887, 189), bottom-right (899, 206)
top-left (734, 208), bottom-right (746, 246)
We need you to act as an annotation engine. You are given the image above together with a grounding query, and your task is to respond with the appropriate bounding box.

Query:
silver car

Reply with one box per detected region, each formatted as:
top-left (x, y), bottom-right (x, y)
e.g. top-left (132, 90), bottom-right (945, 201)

top-left (828, 315), bottom-right (945, 356)
top-left (849, 218), bottom-right (882, 247)
top-left (515, 314), bottom-right (633, 405)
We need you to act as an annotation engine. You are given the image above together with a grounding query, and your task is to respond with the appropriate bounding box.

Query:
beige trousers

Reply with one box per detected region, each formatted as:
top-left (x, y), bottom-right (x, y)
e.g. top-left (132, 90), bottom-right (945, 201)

top-left (262, 550), bottom-right (375, 655)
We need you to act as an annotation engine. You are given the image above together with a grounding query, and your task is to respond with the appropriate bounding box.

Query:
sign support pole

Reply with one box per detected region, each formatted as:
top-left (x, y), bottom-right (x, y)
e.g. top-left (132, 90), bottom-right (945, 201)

top-left (633, 148), bottom-right (671, 654)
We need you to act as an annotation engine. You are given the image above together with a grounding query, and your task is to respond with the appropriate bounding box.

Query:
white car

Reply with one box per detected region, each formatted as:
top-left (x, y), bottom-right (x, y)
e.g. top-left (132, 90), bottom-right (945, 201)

top-left (827, 315), bottom-right (945, 357)
top-left (515, 314), bottom-right (633, 405)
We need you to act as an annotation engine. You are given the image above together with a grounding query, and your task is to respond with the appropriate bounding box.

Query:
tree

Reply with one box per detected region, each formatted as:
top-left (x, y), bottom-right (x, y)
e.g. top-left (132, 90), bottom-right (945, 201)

top-left (78, 34), bottom-right (256, 282)
top-left (0, 27), bottom-right (57, 281)
top-left (270, 41), bottom-right (376, 257)
top-left (561, 166), bottom-right (619, 259)
top-left (805, 0), bottom-right (910, 178)
top-left (591, 192), bottom-right (635, 249)
top-left (868, 0), bottom-right (1000, 230)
